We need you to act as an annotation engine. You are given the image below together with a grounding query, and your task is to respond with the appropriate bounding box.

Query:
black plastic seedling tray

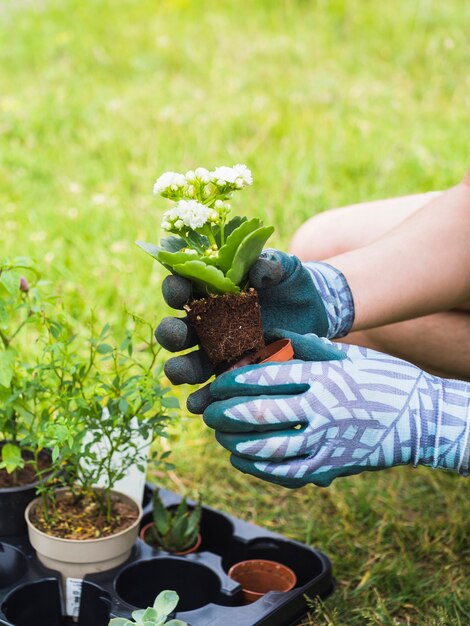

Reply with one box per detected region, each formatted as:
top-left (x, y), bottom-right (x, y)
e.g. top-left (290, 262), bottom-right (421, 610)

top-left (0, 485), bottom-right (334, 626)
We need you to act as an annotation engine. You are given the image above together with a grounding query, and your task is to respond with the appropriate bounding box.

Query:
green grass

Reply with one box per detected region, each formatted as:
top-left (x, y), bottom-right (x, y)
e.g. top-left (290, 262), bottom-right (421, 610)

top-left (1, 0), bottom-right (470, 623)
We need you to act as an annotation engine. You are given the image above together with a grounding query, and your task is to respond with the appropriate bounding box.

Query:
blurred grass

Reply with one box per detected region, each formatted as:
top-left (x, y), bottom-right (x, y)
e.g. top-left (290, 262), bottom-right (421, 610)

top-left (1, 0), bottom-right (470, 623)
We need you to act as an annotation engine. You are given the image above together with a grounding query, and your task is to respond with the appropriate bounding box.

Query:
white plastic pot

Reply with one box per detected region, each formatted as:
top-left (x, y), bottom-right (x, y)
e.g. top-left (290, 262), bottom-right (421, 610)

top-left (25, 488), bottom-right (142, 581)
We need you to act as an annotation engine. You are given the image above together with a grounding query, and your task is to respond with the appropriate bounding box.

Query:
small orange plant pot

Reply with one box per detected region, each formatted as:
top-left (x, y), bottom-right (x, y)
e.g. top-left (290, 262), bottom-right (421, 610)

top-left (226, 338), bottom-right (294, 371)
top-left (228, 558), bottom-right (297, 604)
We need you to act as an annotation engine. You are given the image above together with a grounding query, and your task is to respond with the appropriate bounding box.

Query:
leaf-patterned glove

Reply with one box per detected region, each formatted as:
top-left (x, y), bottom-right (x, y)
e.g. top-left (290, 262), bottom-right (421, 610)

top-left (155, 250), bottom-right (354, 413)
top-left (204, 340), bottom-right (470, 488)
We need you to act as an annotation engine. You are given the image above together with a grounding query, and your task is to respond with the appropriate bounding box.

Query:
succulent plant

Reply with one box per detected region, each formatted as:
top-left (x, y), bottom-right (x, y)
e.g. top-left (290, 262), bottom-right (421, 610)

top-left (147, 489), bottom-right (202, 553)
top-left (108, 589), bottom-right (187, 626)
top-left (137, 165), bottom-right (274, 296)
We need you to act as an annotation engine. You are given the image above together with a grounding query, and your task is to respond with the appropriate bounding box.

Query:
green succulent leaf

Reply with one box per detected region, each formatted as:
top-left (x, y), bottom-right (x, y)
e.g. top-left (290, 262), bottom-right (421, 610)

top-left (217, 218), bottom-right (262, 274)
top-left (154, 590), bottom-right (180, 618)
top-left (172, 261), bottom-right (239, 294)
top-left (226, 225), bottom-right (275, 286)
top-left (157, 250), bottom-right (211, 268)
top-left (141, 607), bottom-right (159, 621)
top-left (108, 619), bottom-right (133, 626)
top-left (131, 609), bottom-right (145, 621)
top-left (160, 236), bottom-right (187, 252)
top-left (214, 216), bottom-right (247, 246)
top-left (152, 490), bottom-right (171, 536)
top-left (136, 240), bottom-right (161, 259)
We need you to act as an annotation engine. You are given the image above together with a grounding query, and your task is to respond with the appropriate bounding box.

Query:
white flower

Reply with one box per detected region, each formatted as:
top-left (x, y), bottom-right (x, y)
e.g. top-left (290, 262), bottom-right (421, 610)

top-left (210, 164), bottom-right (253, 188)
top-left (195, 167), bottom-right (210, 183)
top-left (162, 200), bottom-right (212, 231)
top-left (185, 170), bottom-right (196, 182)
top-left (153, 171), bottom-right (187, 195)
top-left (233, 163), bottom-right (253, 185)
top-left (212, 166), bottom-right (238, 185)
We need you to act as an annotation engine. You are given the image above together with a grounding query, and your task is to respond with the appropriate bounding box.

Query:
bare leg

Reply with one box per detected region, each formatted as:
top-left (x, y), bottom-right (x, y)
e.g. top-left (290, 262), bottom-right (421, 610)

top-left (289, 191), bottom-right (470, 380)
top-left (290, 191), bottom-right (442, 259)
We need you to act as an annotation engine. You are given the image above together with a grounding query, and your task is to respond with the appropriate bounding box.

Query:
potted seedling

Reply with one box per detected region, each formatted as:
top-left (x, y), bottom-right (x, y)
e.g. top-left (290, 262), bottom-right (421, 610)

top-left (24, 314), bottom-right (178, 586)
top-left (0, 257), bottom-right (60, 536)
top-left (137, 165), bottom-right (283, 366)
top-left (140, 489), bottom-right (202, 555)
top-left (109, 589), bottom-right (187, 626)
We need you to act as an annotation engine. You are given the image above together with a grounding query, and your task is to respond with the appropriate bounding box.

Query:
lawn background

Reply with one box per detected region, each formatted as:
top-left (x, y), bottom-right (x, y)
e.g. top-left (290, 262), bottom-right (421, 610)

top-left (1, 0), bottom-right (470, 623)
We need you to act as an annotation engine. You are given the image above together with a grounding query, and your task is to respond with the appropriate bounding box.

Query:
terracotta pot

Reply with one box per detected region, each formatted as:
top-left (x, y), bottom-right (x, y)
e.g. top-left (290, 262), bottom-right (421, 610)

top-left (139, 521), bottom-right (202, 555)
top-left (228, 559), bottom-right (297, 604)
top-left (227, 338), bottom-right (294, 371)
top-left (25, 488), bottom-right (142, 581)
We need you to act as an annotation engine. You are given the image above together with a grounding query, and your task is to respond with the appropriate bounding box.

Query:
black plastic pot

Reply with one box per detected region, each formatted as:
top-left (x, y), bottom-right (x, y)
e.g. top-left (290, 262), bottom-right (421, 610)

top-left (0, 446), bottom-right (52, 537)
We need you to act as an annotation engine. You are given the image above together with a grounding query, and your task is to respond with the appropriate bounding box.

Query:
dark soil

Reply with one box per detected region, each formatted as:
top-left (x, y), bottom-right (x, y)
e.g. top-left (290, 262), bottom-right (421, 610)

top-left (185, 289), bottom-right (265, 365)
top-left (0, 449), bottom-right (51, 489)
top-left (29, 490), bottom-right (139, 540)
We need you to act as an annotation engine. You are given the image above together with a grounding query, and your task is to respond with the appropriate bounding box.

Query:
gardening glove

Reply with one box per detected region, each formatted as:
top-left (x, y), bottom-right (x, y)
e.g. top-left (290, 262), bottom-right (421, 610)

top-left (203, 339), bottom-right (470, 488)
top-left (155, 251), bottom-right (354, 412)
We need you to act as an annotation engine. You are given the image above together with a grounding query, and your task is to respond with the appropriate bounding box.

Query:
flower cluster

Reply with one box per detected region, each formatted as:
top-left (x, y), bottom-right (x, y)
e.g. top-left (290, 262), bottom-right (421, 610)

top-left (153, 164), bottom-right (253, 242)
top-left (161, 200), bottom-right (215, 232)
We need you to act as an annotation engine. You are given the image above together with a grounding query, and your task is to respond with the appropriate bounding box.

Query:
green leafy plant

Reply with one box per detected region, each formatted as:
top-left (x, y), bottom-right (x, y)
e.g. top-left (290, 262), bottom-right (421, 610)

top-left (137, 165), bottom-right (274, 295)
top-left (146, 489), bottom-right (202, 553)
top-left (0, 257), bottom-right (58, 485)
top-left (31, 313), bottom-right (178, 526)
top-left (109, 589), bottom-right (187, 626)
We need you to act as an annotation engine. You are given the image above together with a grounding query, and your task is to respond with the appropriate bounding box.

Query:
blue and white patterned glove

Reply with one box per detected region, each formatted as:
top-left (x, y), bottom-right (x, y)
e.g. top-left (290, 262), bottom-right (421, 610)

top-left (204, 340), bottom-right (470, 487)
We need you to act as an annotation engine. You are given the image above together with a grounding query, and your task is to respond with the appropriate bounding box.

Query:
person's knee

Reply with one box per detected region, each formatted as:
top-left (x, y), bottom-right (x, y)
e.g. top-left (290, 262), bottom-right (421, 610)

top-left (289, 210), bottom-right (348, 261)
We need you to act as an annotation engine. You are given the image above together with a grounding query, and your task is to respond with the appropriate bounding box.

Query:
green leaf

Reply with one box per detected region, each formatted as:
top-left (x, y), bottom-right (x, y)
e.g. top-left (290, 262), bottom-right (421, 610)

top-left (161, 397), bottom-right (179, 409)
top-left (217, 218), bottom-right (262, 274)
top-left (152, 490), bottom-right (171, 535)
top-left (214, 216), bottom-right (246, 246)
top-left (142, 607), bottom-right (158, 621)
top-left (0, 270), bottom-right (20, 295)
top-left (0, 304), bottom-right (8, 329)
top-left (97, 343), bottom-right (114, 354)
top-left (108, 620), bottom-right (132, 626)
top-left (157, 250), bottom-right (206, 269)
top-left (173, 261), bottom-right (239, 295)
top-left (165, 621), bottom-right (188, 626)
top-left (0, 348), bottom-right (16, 388)
top-left (160, 236), bottom-right (187, 252)
top-left (154, 590), bottom-right (179, 618)
top-left (0, 443), bottom-right (24, 473)
top-left (226, 225), bottom-right (275, 286)
top-left (136, 240), bottom-right (161, 258)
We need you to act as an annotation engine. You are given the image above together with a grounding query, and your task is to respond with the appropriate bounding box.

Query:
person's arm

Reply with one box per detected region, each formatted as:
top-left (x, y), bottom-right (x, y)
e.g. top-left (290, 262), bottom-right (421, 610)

top-left (329, 172), bottom-right (470, 331)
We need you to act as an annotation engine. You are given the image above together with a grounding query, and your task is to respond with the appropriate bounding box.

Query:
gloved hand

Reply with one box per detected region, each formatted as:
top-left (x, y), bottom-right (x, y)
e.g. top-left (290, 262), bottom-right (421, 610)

top-left (156, 250), bottom-right (354, 413)
top-left (203, 339), bottom-right (470, 487)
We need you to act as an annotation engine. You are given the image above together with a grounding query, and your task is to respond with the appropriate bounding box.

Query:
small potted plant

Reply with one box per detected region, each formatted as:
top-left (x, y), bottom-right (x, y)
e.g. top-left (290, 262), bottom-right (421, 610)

top-left (137, 165), bottom-right (277, 366)
top-left (0, 257), bottom-right (59, 536)
top-left (24, 314), bottom-right (178, 582)
top-left (140, 489), bottom-right (202, 555)
top-left (109, 589), bottom-right (187, 626)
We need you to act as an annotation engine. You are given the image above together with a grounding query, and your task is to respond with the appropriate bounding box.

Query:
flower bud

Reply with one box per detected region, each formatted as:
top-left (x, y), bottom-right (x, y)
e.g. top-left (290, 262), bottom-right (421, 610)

top-left (19, 276), bottom-right (29, 292)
